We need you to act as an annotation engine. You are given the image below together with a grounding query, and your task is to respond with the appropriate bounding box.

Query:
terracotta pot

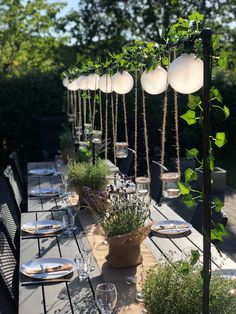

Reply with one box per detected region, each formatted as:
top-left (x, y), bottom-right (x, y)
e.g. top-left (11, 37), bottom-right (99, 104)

top-left (106, 222), bottom-right (153, 268)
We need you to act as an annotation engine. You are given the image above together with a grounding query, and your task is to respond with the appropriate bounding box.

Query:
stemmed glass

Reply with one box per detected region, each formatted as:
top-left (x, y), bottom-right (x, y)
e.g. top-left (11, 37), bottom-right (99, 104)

top-left (55, 154), bottom-right (64, 173)
top-left (79, 230), bottom-right (95, 271)
top-left (95, 283), bottom-right (117, 314)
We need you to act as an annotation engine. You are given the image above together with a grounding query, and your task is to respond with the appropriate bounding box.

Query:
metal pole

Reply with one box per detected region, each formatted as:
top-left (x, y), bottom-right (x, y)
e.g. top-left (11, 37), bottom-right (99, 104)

top-left (201, 28), bottom-right (212, 314)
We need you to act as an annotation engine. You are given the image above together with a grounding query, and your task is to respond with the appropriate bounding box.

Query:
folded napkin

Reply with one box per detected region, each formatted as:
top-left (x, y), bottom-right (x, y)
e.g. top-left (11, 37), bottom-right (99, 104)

top-left (23, 224), bottom-right (62, 232)
top-left (155, 223), bottom-right (189, 231)
top-left (24, 263), bottom-right (73, 275)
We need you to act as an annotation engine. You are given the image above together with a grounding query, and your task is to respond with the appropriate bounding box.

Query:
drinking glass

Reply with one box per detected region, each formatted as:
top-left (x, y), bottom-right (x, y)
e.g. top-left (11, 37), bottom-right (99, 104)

top-left (55, 154), bottom-right (64, 172)
top-left (79, 230), bottom-right (95, 254)
top-left (63, 214), bottom-right (75, 237)
top-left (67, 206), bottom-right (78, 231)
top-left (95, 283), bottom-right (117, 314)
top-left (75, 254), bottom-right (91, 280)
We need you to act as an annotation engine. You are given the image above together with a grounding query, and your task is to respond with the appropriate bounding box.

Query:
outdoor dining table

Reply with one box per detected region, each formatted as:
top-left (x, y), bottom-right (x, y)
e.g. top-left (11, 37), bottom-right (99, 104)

top-left (18, 162), bottom-right (236, 313)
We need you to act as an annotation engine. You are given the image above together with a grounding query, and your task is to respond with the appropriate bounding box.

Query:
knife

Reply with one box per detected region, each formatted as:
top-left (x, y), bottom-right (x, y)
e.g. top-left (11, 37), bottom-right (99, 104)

top-left (21, 278), bottom-right (71, 286)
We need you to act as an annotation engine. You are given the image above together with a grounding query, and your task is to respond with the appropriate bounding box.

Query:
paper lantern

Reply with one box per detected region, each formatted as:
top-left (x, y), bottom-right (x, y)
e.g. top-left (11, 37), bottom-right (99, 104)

top-left (141, 66), bottom-right (168, 95)
top-left (168, 53), bottom-right (203, 94)
top-left (76, 75), bottom-right (88, 90)
top-left (62, 77), bottom-right (69, 87)
top-left (98, 74), bottom-right (113, 93)
top-left (67, 80), bottom-right (78, 91)
top-left (111, 71), bottom-right (134, 94)
top-left (87, 74), bottom-right (100, 90)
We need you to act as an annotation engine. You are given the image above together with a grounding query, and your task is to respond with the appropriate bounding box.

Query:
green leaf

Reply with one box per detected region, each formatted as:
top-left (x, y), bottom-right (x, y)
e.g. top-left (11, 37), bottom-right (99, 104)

top-left (213, 198), bottom-right (224, 213)
top-left (182, 194), bottom-right (196, 208)
top-left (188, 95), bottom-right (201, 110)
top-left (208, 153), bottom-right (215, 171)
top-left (190, 250), bottom-right (200, 266)
top-left (210, 87), bottom-right (222, 103)
top-left (180, 110), bottom-right (196, 125)
top-left (178, 182), bottom-right (190, 195)
top-left (218, 50), bottom-right (228, 68)
top-left (223, 105), bottom-right (230, 119)
top-left (161, 56), bottom-right (169, 66)
top-left (185, 168), bottom-right (198, 182)
top-left (179, 261), bottom-right (190, 275)
top-left (214, 132), bottom-right (227, 148)
top-left (188, 12), bottom-right (204, 22)
top-left (185, 148), bottom-right (199, 160)
top-left (211, 223), bottom-right (229, 242)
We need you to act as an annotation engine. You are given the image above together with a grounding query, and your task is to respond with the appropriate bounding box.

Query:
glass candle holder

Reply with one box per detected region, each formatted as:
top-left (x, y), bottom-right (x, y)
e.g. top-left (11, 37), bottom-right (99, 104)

top-left (161, 172), bottom-right (180, 198)
top-left (92, 130), bottom-right (102, 145)
top-left (75, 126), bottom-right (82, 137)
top-left (135, 176), bottom-right (150, 197)
top-left (115, 142), bottom-right (128, 158)
top-left (68, 113), bottom-right (76, 123)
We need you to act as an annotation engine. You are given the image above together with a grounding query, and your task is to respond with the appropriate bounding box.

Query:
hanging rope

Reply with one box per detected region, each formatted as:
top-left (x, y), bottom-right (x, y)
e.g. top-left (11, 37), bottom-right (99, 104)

top-left (83, 95), bottom-right (87, 125)
top-left (105, 76), bottom-right (108, 160)
top-left (92, 90), bottom-right (96, 129)
top-left (173, 49), bottom-right (181, 176)
top-left (160, 90), bottom-right (168, 176)
top-left (122, 94), bottom-right (128, 144)
top-left (111, 93), bottom-right (116, 164)
top-left (134, 70), bottom-right (138, 178)
top-left (99, 89), bottom-right (103, 134)
top-left (73, 91), bottom-right (77, 125)
top-left (67, 90), bottom-right (70, 114)
top-left (78, 90), bottom-right (82, 131)
top-left (70, 91), bottom-right (74, 114)
top-left (114, 93), bottom-right (118, 165)
top-left (141, 81), bottom-right (150, 179)
top-left (88, 90), bottom-right (92, 123)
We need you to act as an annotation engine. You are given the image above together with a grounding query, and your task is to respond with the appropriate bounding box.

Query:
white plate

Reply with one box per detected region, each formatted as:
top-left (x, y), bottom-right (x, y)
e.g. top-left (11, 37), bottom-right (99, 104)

top-left (21, 257), bottom-right (76, 279)
top-left (28, 168), bottom-right (55, 176)
top-left (22, 220), bottom-right (64, 235)
top-left (152, 220), bottom-right (192, 235)
top-left (30, 188), bottom-right (60, 197)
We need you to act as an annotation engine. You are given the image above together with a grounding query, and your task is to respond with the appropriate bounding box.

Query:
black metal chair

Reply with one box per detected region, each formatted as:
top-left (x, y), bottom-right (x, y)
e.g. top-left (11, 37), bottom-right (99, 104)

top-left (9, 151), bottom-right (26, 191)
top-left (3, 165), bottom-right (27, 213)
top-left (150, 161), bottom-right (163, 206)
top-left (0, 204), bottom-right (19, 256)
top-left (118, 148), bottom-right (135, 176)
top-left (0, 221), bottom-right (18, 312)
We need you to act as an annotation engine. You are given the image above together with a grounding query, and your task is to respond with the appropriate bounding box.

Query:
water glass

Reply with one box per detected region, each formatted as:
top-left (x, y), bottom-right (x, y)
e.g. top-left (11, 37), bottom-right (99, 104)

top-left (55, 154), bottom-right (64, 172)
top-left (79, 230), bottom-right (95, 254)
top-left (75, 254), bottom-right (91, 280)
top-left (95, 283), bottom-right (117, 314)
top-left (63, 214), bottom-right (75, 236)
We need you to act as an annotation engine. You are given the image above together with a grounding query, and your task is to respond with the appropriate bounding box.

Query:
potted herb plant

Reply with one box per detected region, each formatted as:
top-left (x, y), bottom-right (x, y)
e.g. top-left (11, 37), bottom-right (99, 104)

top-left (142, 258), bottom-right (236, 314)
top-left (68, 160), bottom-right (111, 215)
top-left (101, 198), bottom-right (152, 268)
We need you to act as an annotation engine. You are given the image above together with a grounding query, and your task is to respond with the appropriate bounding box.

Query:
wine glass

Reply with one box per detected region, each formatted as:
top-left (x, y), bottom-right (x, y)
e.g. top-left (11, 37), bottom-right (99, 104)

top-left (95, 283), bottom-right (117, 314)
top-left (55, 154), bottom-right (64, 172)
top-left (79, 230), bottom-right (95, 271)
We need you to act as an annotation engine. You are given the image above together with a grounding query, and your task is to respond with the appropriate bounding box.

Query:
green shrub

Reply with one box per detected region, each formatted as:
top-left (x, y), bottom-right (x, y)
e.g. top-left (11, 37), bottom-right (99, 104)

top-left (142, 261), bottom-right (236, 314)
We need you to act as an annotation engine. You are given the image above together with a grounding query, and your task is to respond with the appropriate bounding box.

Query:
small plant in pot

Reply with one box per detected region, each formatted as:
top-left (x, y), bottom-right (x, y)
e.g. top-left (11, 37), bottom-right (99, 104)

top-left (67, 159), bottom-right (111, 216)
top-left (101, 197), bottom-right (152, 268)
top-left (142, 257), bottom-right (236, 314)
top-left (59, 128), bottom-right (74, 163)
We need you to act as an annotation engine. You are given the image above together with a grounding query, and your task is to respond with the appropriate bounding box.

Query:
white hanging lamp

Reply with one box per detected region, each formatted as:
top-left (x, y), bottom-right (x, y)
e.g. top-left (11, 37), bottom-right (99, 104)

top-left (98, 74), bottom-right (113, 93)
top-left (67, 80), bottom-right (78, 91)
top-left (168, 53), bottom-right (203, 94)
top-left (141, 66), bottom-right (168, 95)
top-left (76, 75), bottom-right (88, 90)
top-left (62, 77), bottom-right (69, 88)
top-left (111, 71), bottom-right (134, 94)
top-left (87, 73), bottom-right (100, 91)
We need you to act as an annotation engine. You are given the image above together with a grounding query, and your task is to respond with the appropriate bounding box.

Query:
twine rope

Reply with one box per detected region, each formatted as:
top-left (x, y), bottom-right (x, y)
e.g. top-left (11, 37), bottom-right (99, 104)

top-left (173, 48), bottom-right (180, 176)
top-left (88, 90), bottom-right (92, 123)
top-left (122, 94), bottom-right (128, 144)
top-left (141, 83), bottom-right (150, 179)
top-left (99, 89), bottom-right (103, 133)
top-left (160, 90), bottom-right (168, 176)
top-left (134, 70), bottom-right (138, 178)
top-left (111, 93), bottom-right (116, 164)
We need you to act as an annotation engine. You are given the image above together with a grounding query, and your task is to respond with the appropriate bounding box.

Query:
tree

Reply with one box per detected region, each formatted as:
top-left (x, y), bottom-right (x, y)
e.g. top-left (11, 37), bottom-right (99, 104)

top-left (0, 0), bottom-right (68, 76)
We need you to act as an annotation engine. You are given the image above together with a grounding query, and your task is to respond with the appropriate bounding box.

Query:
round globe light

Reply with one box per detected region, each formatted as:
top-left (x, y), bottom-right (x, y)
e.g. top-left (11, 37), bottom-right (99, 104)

top-left (67, 80), bottom-right (78, 91)
top-left (98, 74), bottom-right (113, 93)
top-left (76, 75), bottom-right (88, 90)
top-left (87, 73), bottom-right (100, 90)
top-left (111, 71), bottom-right (134, 94)
top-left (168, 53), bottom-right (203, 94)
top-left (141, 66), bottom-right (168, 95)
top-left (62, 77), bottom-right (69, 88)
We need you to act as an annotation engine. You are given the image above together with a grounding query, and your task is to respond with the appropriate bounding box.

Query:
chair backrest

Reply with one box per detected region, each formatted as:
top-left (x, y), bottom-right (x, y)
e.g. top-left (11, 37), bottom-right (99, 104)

top-left (4, 165), bottom-right (23, 208)
top-left (0, 221), bottom-right (18, 308)
top-left (150, 161), bottom-right (163, 206)
top-left (9, 151), bottom-right (26, 190)
top-left (0, 204), bottom-right (19, 253)
top-left (118, 148), bottom-right (135, 176)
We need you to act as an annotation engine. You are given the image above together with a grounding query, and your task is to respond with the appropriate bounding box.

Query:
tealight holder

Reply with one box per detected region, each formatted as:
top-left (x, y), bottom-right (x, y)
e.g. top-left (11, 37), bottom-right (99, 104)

top-left (135, 177), bottom-right (150, 198)
top-left (68, 114), bottom-right (76, 123)
top-left (92, 130), bottom-right (102, 145)
top-left (161, 172), bottom-right (180, 198)
top-left (115, 142), bottom-right (128, 158)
